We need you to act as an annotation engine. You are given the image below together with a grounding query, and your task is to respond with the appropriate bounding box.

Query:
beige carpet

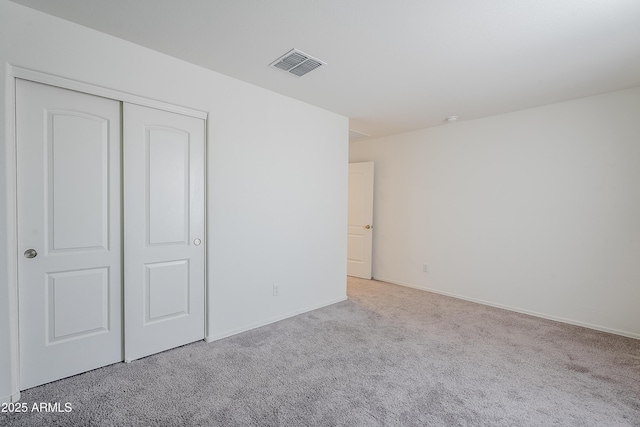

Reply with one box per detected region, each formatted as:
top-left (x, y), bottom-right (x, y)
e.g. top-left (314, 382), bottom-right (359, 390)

top-left (2, 277), bottom-right (639, 426)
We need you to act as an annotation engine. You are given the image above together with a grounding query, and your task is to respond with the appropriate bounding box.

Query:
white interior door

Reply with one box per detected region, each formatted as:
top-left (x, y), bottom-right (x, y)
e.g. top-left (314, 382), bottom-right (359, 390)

top-left (16, 79), bottom-right (123, 389)
top-left (123, 103), bottom-right (206, 362)
top-left (347, 162), bottom-right (374, 279)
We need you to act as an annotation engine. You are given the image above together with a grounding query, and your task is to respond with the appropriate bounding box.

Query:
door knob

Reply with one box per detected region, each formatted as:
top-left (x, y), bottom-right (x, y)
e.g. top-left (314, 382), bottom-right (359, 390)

top-left (364, 225), bottom-right (371, 229)
top-left (24, 249), bottom-right (38, 259)
top-left (194, 239), bottom-right (202, 246)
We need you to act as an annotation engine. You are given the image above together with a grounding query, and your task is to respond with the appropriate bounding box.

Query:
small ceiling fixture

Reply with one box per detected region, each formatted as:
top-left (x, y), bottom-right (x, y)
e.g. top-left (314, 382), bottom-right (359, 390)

top-left (269, 48), bottom-right (326, 77)
top-left (445, 116), bottom-right (459, 123)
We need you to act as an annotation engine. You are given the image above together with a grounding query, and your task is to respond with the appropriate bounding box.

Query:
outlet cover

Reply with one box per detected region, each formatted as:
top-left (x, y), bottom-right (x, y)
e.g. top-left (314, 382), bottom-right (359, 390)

top-left (273, 284), bottom-right (280, 296)
top-left (422, 264), bottom-right (428, 273)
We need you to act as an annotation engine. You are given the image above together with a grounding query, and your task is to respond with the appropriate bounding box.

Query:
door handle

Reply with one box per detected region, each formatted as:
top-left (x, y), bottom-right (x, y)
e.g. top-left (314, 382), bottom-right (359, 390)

top-left (24, 249), bottom-right (38, 259)
top-left (364, 225), bottom-right (372, 229)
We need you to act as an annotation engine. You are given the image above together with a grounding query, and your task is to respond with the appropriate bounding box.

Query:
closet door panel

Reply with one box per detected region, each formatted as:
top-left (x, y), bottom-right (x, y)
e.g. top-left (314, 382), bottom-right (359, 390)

top-left (16, 79), bottom-right (123, 390)
top-left (124, 103), bottom-right (206, 361)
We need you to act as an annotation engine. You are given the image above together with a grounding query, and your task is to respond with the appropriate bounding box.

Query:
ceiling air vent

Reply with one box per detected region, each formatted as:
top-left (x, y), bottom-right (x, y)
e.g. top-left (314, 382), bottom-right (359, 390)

top-left (269, 49), bottom-right (326, 77)
top-left (349, 129), bottom-right (370, 141)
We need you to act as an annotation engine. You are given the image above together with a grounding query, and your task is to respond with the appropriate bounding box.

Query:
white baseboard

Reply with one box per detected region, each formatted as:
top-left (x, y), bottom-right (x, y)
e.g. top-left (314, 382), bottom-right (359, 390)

top-left (373, 276), bottom-right (640, 341)
top-left (1, 391), bottom-right (21, 404)
top-left (205, 296), bottom-right (348, 343)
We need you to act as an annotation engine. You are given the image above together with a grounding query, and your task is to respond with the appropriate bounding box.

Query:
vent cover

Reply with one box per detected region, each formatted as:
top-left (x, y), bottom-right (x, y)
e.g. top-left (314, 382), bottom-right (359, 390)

top-left (269, 49), bottom-right (326, 77)
top-left (349, 129), bottom-right (370, 141)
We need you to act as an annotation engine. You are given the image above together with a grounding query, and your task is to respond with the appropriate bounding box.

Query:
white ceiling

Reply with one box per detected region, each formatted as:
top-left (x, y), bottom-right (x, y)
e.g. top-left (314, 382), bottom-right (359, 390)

top-left (10, 0), bottom-right (640, 139)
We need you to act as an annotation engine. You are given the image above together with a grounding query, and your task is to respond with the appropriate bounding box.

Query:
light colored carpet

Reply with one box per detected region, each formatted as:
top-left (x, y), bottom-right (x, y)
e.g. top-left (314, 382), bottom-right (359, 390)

top-left (2, 277), bottom-right (639, 426)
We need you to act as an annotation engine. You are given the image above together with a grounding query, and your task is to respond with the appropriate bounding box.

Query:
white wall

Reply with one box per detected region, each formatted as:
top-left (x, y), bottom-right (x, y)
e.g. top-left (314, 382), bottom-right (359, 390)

top-left (350, 87), bottom-right (640, 339)
top-left (0, 0), bottom-right (348, 401)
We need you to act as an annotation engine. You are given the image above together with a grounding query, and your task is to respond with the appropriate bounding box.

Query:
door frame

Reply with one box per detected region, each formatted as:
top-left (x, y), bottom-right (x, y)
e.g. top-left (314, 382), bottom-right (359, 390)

top-left (4, 65), bottom-right (209, 400)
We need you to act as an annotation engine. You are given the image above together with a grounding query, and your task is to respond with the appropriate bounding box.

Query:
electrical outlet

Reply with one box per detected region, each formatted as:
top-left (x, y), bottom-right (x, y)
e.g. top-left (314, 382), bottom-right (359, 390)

top-left (273, 284), bottom-right (280, 296)
top-left (422, 264), bottom-right (428, 273)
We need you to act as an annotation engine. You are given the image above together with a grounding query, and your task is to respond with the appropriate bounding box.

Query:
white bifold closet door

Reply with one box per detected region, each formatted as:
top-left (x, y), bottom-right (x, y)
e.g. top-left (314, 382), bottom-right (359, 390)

top-left (16, 79), bottom-right (206, 389)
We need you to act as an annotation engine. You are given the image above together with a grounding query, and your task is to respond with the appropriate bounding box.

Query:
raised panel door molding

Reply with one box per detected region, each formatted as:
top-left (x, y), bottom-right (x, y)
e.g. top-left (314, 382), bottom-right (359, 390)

top-left (47, 110), bottom-right (111, 253)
